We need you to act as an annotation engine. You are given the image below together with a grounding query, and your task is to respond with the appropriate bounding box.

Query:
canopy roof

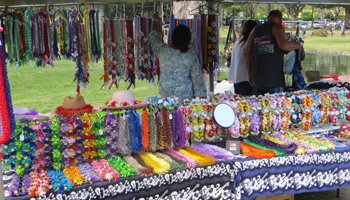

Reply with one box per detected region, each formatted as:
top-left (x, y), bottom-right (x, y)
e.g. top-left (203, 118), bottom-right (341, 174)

top-left (1, 0), bottom-right (349, 7)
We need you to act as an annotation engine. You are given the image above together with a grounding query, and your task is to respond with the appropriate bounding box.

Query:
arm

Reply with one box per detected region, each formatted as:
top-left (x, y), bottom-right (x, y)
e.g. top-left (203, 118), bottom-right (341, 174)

top-left (149, 12), bottom-right (165, 56)
top-left (243, 31), bottom-right (254, 65)
top-left (191, 56), bottom-right (207, 98)
top-left (273, 24), bottom-right (301, 52)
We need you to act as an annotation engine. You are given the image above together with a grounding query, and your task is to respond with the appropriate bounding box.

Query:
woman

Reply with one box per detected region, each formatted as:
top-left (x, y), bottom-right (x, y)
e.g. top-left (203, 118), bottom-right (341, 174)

top-left (149, 14), bottom-right (207, 102)
top-left (227, 20), bottom-right (257, 96)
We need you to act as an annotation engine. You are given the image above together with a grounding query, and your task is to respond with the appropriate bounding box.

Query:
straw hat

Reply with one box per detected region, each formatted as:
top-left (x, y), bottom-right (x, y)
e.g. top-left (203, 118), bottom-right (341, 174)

top-left (105, 90), bottom-right (148, 110)
top-left (55, 95), bottom-right (93, 116)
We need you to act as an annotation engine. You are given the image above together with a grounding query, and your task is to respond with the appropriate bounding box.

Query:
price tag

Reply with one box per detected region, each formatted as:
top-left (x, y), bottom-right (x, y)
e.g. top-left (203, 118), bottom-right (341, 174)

top-left (169, 114), bottom-right (173, 120)
top-left (20, 134), bottom-right (24, 141)
top-left (99, 129), bottom-right (104, 136)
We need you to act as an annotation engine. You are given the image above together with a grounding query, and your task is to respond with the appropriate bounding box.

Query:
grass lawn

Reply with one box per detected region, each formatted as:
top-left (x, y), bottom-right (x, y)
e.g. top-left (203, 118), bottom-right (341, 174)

top-left (303, 31), bottom-right (350, 53)
top-left (8, 60), bottom-right (158, 113)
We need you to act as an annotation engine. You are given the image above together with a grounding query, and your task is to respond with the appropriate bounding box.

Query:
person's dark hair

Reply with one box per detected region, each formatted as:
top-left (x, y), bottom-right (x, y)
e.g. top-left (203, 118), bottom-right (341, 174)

top-left (172, 24), bottom-right (191, 52)
top-left (268, 10), bottom-right (283, 20)
top-left (239, 20), bottom-right (257, 44)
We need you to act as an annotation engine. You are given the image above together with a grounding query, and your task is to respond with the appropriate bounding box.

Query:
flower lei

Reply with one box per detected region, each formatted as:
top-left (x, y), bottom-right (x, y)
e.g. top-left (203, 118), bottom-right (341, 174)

top-left (139, 152), bottom-right (171, 174)
top-left (93, 112), bottom-right (107, 159)
top-left (177, 146), bottom-right (216, 166)
top-left (32, 121), bottom-right (52, 171)
top-left (190, 104), bottom-right (205, 142)
top-left (105, 110), bottom-right (119, 157)
top-left (311, 93), bottom-right (321, 125)
top-left (291, 95), bottom-right (302, 125)
top-left (191, 143), bottom-right (235, 162)
top-left (248, 99), bottom-right (260, 135)
top-left (28, 170), bottom-right (50, 197)
top-left (271, 97), bottom-right (283, 132)
top-left (281, 96), bottom-right (292, 131)
top-left (63, 165), bottom-right (85, 186)
top-left (129, 109), bottom-right (142, 152)
top-left (81, 113), bottom-right (97, 161)
top-left (320, 93), bottom-right (331, 124)
top-left (249, 135), bottom-right (297, 154)
top-left (237, 100), bottom-right (251, 137)
top-left (47, 170), bottom-right (72, 194)
top-left (107, 156), bottom-right (136, 178)
top-left (164, 149), bottom-right (197, 168)
top-left (123, 155), bottom-right (153, 176)
top-left (50, 117), bottom-right (62, 170)
top-left (91, 159), bottom-right (119, 181)
top-left (77, 163), bottom-right (100, 183)
top-left (59, 116), bottom-right (78, 166)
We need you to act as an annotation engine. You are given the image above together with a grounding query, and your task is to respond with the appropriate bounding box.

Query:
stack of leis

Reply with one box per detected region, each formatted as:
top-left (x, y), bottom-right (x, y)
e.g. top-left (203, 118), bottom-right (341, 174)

top-left (28, 170), bottom-right (50, 197)
top-left (320, 93), bottom-right (331, 124)
top-left (62, 165), bottom-right (85, 186)
top-left (337, 89), bottom-right (347, 119)
top-left (291, 95), bottom-right (302, 126)
top-left (203, 103), bottom-right (218, 141)
top-left (281, 96), bottom-right (292, 132)
top-left (164, 149), bottom-right (197, 168)
top-left (154, 152), bottom-right (186, 170)
top-left (271, 96), bottom-right (283, 132)
top-left (177, 146), bottom-right (216, 166)
top-left (77, 163), bottom-right (100, 183)
top-left (237, 99), bottom-right (251, 137)
top-left (139, 152), bottom-right (171, 174)
top-left (287, 130), bottom-right (335, 151)
top-left (191, 143), bottom-right (235, 161)
top-left (8, 174), bottom-right (30, 197)
top-left (91, 159), bottom-right (119, 181)
top-left (123, 155), bottom-right (153, 176)
top-left (329, 93), bottom-right (339, 124)
top-left (301, 94), bottom-right (312, 131)
top-left (243, 138), bottom-right (286, 156)
top-left (107, 156), bottom-right (136, 177)
top-left (47, 170), bottom-right (72, 194)
top-left (262, 134), bottom-right (306, 155)
top-left (248, 99), bottom-right (261, 135)
top-left (81, 113), bottom-right (97, 161)
top-left (240, 141), bottom-right (275, 159)
top-left (311, 93), bottom-right (321, 126)
top-left (190, 104), bottom-right (205, 142)
top-left (259, 98), bottom-right (272, 134)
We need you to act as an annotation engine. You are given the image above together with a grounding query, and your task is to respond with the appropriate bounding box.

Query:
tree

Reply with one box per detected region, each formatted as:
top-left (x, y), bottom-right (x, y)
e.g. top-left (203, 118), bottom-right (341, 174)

top-left (285, 4), bottom-right (305, 20)
top-left (345, 6), bottom-right (350, 27)
top-left (246, 3), bottom-right (258, 19)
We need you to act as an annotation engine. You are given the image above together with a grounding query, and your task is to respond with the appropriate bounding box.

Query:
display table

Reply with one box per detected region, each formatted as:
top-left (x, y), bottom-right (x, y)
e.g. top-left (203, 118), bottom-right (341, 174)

top-left (4, 163), bottom-right (234, 200)
top-left (230, 149), bottom-right (350, 200)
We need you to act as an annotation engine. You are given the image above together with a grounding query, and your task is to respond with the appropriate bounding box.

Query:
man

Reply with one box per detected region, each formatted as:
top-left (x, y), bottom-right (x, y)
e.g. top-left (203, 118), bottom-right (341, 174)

top-left (245, 10), bottom-right (302, 95)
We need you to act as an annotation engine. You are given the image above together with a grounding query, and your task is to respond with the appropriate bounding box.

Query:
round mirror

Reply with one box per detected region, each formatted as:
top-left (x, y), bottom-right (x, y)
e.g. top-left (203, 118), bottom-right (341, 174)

top-left (213, 103), bottom-right (236, 128)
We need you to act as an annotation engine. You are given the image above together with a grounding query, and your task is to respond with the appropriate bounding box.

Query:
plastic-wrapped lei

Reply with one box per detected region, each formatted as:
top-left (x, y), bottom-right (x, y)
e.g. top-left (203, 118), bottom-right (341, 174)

top-left (47, 170), bottom-right (72, 194)
top-left (94, 112), bottom-right (107, 159)
top-left (32, 121), bottom-right (52, 170)
top-left (105, 110), bottom-right (119, 157)
top-left (81, 114), bottom-right (97, 162)
top-left (107, 156), bottom-right (136, 178)
top-left (50, 117), bottom-right (62, 170)
top-left (16, 120), bottom-right (35, 177)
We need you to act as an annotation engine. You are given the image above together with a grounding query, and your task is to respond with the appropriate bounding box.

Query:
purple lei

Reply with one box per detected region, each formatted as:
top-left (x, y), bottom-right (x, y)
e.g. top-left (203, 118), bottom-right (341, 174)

top-left (105, 110), bottom-right (119, 158)
top-left (250, 135), bottom-right (297, 154)
top-left (172, 108), bottom-right (186, 148)
top-left (78, 163), bottom-right (100, 183)
top-left (8, 174), bottom-right (21, 196)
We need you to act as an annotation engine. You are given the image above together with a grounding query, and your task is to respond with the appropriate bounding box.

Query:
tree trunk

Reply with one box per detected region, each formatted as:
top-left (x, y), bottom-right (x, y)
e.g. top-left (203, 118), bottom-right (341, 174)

top-left (345, 6), bottom-right (350, 28)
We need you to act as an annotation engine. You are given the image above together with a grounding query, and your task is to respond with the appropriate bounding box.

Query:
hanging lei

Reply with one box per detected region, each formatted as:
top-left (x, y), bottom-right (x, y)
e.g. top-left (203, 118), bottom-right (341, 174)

top-left (52, 11), bottom-right (59, 59)
top-left (134, 16), bottom-right (141, 80)
top-left (14, 11), bottom-right (26, 66)
top-left (156, 110), bottom-right (167, 150)
top-left (57, 9), bottom-right (69, 57)
top-left (105, 110), bottom-right (119, 157)
top-left (5, 13), bottom-right (16, 65)
top-left (101, 19), bottom-right (110, 88)
top-left (248, 99), bottom-right (261, 135)
top-left (50, 116), bottom-right (62, 170)
top-left (32, 121), bottom-right (52, 171)
top-left (148, 108), bottom-right (158, 152)
top-left (118, 113), bottom-right (131, 155)
top-left (172, 108), bottom-right (186, 148)
top-left (81, 113), bottom-right (97, 162)
top-left (115, 20), bottom-right (124, 80)
top-left (107, 156), bottom-right (136, 178)
top-left (301, 95), bottom-right (312, 131)
top-left (207, 14), bottom-right (219, 72)
top-left (124, 19), bottom-right (136, 89)
top-left (109, 19), bottom-right (118, 89)
top-left (89, 9), bottom-right (99, 62)
top-left (128, 109), bottom-right (142, 152)
top-left (59, 116), bottom-right (77, 166)
top-left (38, 11), bottom-right (52, 67)
top-left (93, 112), bottom-right (107, 159)
top-left (24, 9), bottom-right (33, 61)
top-left (0, 29), bottom-right (15, 144)
top-left (141, 109), bottom-right (150, 151)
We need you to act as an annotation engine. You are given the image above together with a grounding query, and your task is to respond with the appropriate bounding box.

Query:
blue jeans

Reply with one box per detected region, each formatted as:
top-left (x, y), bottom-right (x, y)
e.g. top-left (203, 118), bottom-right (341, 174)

top-left (252, 87), bottom-right (283, 96)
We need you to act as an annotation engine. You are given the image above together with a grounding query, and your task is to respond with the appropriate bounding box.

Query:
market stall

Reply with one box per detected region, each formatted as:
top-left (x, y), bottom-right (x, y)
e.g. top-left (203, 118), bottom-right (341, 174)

top-left (2, 1), bottom-right (350, 200)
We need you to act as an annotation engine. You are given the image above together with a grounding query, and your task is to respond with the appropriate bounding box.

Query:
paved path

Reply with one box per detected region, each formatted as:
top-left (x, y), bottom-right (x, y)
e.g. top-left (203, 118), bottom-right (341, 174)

top-left (295, 187), bottom-right (350, 200)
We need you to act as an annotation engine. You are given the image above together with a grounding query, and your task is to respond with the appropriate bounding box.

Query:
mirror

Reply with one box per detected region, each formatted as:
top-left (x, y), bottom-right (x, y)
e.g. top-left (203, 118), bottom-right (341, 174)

top-left (213, 103), bottom-right (236, 128)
